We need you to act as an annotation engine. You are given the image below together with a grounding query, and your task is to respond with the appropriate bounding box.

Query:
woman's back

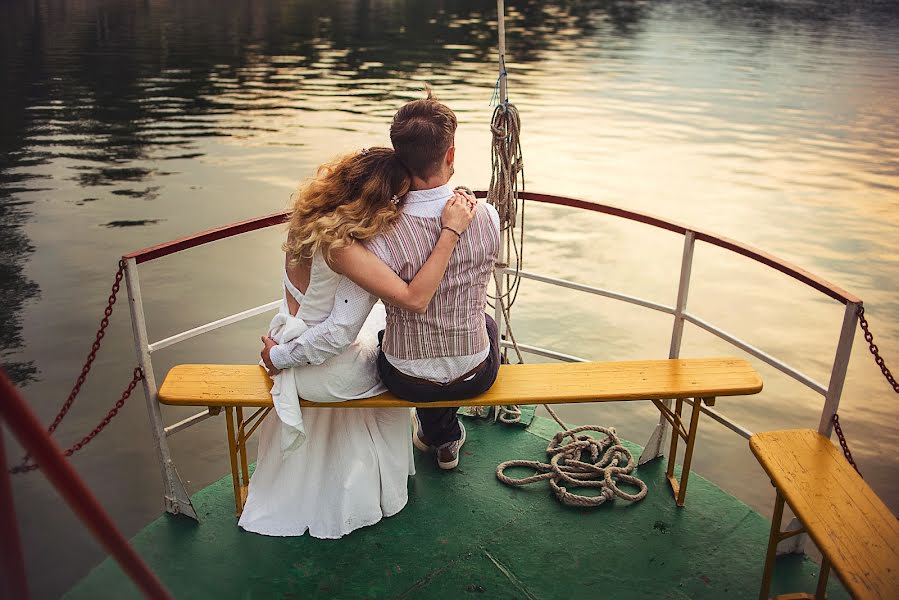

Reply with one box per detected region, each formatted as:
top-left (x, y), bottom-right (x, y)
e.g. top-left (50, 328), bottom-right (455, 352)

top-left (276, 250), bottom-right (386, 403)
top-left (283, 252), bottom-right (340, 326)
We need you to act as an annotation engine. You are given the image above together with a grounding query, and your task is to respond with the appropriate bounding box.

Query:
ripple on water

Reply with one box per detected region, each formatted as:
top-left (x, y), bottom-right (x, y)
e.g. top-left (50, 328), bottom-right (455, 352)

top-left (2, 1), bottom-right (899, 597)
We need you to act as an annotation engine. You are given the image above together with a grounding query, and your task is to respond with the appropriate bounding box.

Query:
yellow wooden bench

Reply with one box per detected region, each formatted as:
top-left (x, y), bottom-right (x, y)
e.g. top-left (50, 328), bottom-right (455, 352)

top-left (158, 358), bottom-right (762, 514)
top-left (751, 429), bottom-right (899, 600)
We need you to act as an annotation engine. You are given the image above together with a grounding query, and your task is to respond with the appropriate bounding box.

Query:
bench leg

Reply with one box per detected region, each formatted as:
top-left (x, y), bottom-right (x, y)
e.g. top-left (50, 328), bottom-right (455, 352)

top-left (664, 399), bottom-right (683, 485)
top-left (225, 407), bottom-right (271, 518)
top-left (814, 557), bottom-right (830, 599)
top-left (664, 396), bottom-right (704, 506)
top-left (760, 487), bottom-right (821, 600)
top-left (760, 489), bottom-right (786, 600)
top-left (224, 407), bottom-right (243, 516)
top-left (236, 407), bottom-right (250, 510)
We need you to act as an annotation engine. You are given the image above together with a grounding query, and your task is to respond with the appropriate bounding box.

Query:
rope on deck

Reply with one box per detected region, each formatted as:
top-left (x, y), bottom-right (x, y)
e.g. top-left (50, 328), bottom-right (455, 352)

top-left (496, 424), bottom-right (648, 507)
top-left (491, 271), bottom-right (648, 506)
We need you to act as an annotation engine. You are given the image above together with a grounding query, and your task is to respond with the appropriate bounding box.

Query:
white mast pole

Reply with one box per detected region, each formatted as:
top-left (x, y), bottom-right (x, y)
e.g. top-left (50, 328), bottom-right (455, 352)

top-left (497, 0), bottom-right (507, 104)
top-left (494, 0), bottom-right (507, 334)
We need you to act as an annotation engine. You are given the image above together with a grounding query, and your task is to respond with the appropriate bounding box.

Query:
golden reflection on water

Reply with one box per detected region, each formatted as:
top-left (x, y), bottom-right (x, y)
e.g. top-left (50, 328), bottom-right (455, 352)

top-left (3, 1), bottom-right (898, 596)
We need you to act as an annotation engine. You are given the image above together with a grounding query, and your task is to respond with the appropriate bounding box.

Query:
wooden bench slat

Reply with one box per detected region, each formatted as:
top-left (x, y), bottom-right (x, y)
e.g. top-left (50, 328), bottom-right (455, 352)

top-left (751, 429), bottom-right (899, 600)
top-left (157, 358), bottom-right (762, 409)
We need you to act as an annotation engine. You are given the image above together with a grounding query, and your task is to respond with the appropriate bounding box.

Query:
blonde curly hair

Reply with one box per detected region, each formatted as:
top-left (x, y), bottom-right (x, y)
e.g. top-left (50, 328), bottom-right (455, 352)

top-left (283, 147), bottom-right (411, 263)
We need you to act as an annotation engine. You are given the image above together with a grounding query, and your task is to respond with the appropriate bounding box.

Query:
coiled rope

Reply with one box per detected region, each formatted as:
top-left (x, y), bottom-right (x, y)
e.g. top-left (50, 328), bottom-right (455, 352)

top-left (496, 425), bottom-right (648, 507)
top-left (487, 101), bottom-right (525, 310)
top-left (491, 271), bottom-right (648, 506)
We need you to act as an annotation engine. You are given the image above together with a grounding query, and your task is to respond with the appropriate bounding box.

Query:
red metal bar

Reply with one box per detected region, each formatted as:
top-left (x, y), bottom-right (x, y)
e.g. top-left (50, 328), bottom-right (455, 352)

top-left (0, 424), bottom-right (30, 600)
top-left (124, 211), bottom-right (289, 264)
top-left (0, 370), bottom-right (173, 600)
top-left (690, 230), bottom-right (860, 305)
top-left (124, 191), bottom-right (860, 305)
top-left (506, 191), bottom-right (860, 305)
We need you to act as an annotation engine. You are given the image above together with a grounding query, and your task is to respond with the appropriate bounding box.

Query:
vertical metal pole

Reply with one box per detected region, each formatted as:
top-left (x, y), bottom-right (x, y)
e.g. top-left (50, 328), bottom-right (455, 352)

top-left (777, 301), bottom-right (858, 557)
top-left (493, 0), bottom-right (507, 335)
top-left (0, 426), bottom-right (30, 600)
top-left (639, 231), bottom-right (695, 464)
top-left (124, 258), bottom-right (198, 520)
top-left (497, 0), bottom-right (507, 104)
top-left (817, 301), bottom-right (859, 436)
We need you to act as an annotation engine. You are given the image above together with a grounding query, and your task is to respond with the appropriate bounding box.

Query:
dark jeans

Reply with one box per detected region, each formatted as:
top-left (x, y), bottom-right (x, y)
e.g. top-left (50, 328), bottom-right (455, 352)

top-left (377, 314), bottom-right (500, 447)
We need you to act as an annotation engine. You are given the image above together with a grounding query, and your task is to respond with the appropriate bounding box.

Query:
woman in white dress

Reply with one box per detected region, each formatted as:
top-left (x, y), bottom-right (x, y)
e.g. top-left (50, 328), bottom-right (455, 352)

top-left (238, 148), bottom-right (476, 539)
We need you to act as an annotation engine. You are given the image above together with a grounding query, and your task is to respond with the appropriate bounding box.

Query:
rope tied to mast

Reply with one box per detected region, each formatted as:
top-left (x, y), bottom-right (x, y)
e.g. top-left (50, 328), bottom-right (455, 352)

top-left (486, 59), bottom-right (525, 425)
top-left (487, 101), bottom-right (525, 310)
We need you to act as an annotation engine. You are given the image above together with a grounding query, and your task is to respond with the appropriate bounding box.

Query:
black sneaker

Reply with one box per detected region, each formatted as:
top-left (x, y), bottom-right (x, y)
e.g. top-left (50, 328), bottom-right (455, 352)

top-left (437, 423), bottom-right (467, 470)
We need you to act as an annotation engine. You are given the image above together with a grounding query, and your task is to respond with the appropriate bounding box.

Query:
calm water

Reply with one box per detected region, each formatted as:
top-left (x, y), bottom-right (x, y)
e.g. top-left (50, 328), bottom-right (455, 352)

top-left (3, 0), bottom-right (898, 597)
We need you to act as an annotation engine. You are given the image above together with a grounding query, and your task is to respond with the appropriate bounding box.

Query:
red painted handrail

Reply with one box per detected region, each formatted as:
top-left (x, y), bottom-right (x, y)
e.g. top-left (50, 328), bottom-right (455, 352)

top-left (123, 191), bottom-right (860, 305)
top-left (0, 424), bottom-right (29, 599)
top-left (123, 211), bottom-right (290, 264)
top-left (0, 370), bottom-right (173, 600)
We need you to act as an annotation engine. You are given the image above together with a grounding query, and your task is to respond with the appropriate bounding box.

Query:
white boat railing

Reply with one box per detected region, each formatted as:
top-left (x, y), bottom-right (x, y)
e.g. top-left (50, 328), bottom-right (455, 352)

top-left (121, 192), bottom-right (861, 520)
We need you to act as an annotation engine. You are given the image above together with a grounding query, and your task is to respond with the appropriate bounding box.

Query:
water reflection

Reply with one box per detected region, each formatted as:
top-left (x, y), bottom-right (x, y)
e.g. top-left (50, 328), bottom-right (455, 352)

top-left (1, 0), bottom-right (898, 597)
top-left (0, 187), bottom-right (40, 385)
top-left (0, 0), bottom-right (655, 386)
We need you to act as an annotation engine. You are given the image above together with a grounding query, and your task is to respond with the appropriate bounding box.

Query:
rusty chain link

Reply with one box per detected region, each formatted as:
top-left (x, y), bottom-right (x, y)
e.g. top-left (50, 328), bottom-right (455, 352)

top-left (9, 259), bottom-right (143, 475)
top-left (858, 305), bottom-right (899, 394)
top-left (829, 305), bottom-right (899, 476)
top-left (9, 368), bottom-right (144, 474)
top-left (831, 413), bottom-right (859, 475)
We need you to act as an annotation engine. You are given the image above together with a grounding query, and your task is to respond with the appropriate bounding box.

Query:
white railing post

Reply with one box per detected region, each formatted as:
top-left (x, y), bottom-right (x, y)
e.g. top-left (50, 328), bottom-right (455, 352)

top-left (778, 301), bottom-right (858, 557)
top-left (818, 301), bottom-right (859, 436)
top-left (639, 231), bottom-right (695, 464)
top-left (124, 258), bottom-right (198, 520)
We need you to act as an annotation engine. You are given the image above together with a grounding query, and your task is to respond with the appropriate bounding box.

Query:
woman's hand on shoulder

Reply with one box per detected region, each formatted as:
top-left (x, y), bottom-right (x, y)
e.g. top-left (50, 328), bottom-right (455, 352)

top-left (441, 192), bottom-right (476, 236)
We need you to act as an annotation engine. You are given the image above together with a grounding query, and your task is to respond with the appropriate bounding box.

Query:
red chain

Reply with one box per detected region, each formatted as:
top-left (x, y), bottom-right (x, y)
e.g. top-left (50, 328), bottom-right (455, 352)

top-left (10, 259), bottom-right (140, 475)
top-left (9, 368), bottom-right (144, 474)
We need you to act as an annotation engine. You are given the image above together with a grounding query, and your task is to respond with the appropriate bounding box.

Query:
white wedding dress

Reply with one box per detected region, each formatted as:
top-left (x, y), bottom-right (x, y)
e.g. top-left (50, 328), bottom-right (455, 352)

top-left (238, 253), bottom-right (414, 539)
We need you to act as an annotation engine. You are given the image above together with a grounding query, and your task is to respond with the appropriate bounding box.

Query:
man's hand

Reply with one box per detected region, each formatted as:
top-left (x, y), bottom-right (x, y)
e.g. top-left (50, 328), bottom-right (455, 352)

top-left (260, 335), bottom-right (281, 377)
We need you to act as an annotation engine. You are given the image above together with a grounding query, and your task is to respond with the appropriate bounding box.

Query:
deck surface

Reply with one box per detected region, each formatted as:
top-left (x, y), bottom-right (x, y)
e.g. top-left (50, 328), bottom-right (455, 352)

top-left (66, 417), bottom-right (846, 600)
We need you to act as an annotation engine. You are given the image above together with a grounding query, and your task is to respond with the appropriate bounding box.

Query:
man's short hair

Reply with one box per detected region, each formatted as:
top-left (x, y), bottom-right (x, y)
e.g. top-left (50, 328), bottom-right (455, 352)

top-left (390, 88), bottom-right (457, 179)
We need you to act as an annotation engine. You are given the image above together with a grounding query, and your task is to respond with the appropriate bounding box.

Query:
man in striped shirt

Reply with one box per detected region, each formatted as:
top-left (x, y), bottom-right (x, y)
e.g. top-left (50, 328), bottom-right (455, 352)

top-left (368, 92), bottom-right (501, 470)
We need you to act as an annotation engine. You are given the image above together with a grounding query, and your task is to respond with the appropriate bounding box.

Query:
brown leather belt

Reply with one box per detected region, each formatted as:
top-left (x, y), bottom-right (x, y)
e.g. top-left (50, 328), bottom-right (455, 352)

top-left (392, 357), bottom-right (488, 388)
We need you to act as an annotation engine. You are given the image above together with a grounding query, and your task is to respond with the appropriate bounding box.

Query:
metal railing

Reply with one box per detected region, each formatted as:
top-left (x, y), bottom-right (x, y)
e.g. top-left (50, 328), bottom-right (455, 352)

top-left (121, 192), bottom-right (861, 519)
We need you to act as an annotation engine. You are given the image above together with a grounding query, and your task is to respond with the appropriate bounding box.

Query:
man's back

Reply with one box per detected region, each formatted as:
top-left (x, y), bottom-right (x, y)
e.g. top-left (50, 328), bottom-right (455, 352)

top-left (383, 89), bottom-right (500, 469)
top-left (367, 183), bottom-right (499, 383)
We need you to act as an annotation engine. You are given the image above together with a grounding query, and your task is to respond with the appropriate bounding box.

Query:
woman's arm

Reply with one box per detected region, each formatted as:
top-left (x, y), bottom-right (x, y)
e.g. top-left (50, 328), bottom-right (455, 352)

top-left (329, 192), bottom-right (475, 313)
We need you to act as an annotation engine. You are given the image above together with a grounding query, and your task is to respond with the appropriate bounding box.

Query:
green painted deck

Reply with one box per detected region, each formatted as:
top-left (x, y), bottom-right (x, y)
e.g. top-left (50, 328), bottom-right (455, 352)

top-left (66, 416), bottom-right (848, 599)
